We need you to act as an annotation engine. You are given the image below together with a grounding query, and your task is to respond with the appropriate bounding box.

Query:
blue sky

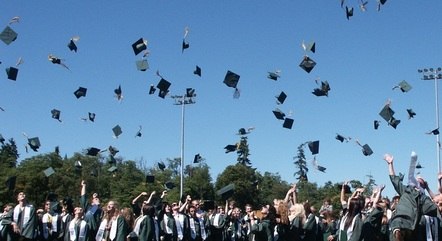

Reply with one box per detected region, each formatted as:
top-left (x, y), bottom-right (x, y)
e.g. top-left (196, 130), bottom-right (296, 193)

top-left (2, 0), bottom-right (442, 198)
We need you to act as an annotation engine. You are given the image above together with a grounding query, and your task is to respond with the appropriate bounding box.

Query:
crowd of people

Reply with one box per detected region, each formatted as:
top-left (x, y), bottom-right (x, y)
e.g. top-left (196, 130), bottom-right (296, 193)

top-left (1, 153), bottom-right (442, 241)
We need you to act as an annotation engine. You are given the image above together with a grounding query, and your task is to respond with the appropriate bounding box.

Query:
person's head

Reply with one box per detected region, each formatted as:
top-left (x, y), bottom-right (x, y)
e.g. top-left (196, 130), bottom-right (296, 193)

top-left (106, 200), bottom-right (118, 216)
top-left (44, 200), bottom-right (51, 212)
top-left (217, 205), bottom-right (224, 214)
top-left (289, 203), bottom-right (305, 218)
top-left (260, 206), bottom-right (269, 219)
top-left (17, 192), bottom-right (26, 203)
top-left (231, 207), bottom-right (241, 219)
top-left (171, 202), bottom-right (179, 213)
top-left (191, 200), bottom-right (200, 210)
top-left (245, 204), bottom-right (253, 213)
top-left (229, 200), bottom-right (236, 210)
top-left (163, 202), bottom-right (171, 213)
top-left (3, 203), bottom-right (13, 212)
top-left (120, 207), bottom-right (135, 227)
top-left (91, 193), bottom-right (100, 205)
top-left (323, 198), bottom-right (331, 206)
top-left (189, 205), bottom-right (197, 217)
top-left (74, 207), bottom-right (84, 218)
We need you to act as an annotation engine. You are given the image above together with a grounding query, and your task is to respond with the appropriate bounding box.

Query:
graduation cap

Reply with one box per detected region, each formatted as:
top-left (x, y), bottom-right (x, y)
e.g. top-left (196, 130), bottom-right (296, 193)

top-left (389, 118), bottom-right (401, 129)
top-left (67, 36), bottom-right (80, 52)
top-left (5, 176), bottom-right (16, 191)
top-left (136, 59), bottom-right (149, 71)
top-left (346, 6), bottom-right (354, 20)
top-left (157, 78), bottom-right (171, 99)
top-left (427, 128), bottom-right (439, 135)
top-left (54, 146), bottom-right (60, 155)
top-left (312, 81), bottom-right (331, 97)
top-left (135, 126), bottom-right (142, 137)
top-left (182, 39), bottom-right (189, 53)
top-left (359, 1), bottom-right (368, 11)
top-left (74, 87), bottom-right (87, 99)
top-left (186, 88), bottom-right (196, 98)
top-left (0, 26), bottom-right (18, 45)
top-left (149, 84), bottom-right (156, 95)
top-left (374, 120), bottom-right (380, 130)
top-left (223, 70), bottom-right (240, 89)
top-left (86, 147), bottom-right (101, 156)
top-left (88, 112), bottom-right (96, 122)
top-left (272, 108), bottom-right (286, 120)
top-left (283, 118), bottom-right (294, 129)
top-left (108, 145), bottom-right (119, 156)
top-left (158, 161), bottom-right (166, 171)
top-left (51, 109), bottom-right (61, 122)
top-left (299, 56), bottom-right (316, 73)
top-left (48, 55), bottom-right (69, 70)
top-left (194, 153), bottom-right (202, 163)
top-left (216, 183), bottom-right (235, 199)
top-left (132, 38), bottom-right (147, 55)
top-left (416, 162), bottom-right (423, 169)
top-left (316, 165), bottom-right (326, 172)
top-left (267, 71), bottom-right (280, 81)
top-left (43, 167), bottom-right (55, 177)
top-left (302, 41), bottom-right (316, 53)
top-left (108, 166), bottom-right (117, 173)
top-left (407, 109), bottom-right (416, 119)
top-left (145, 175), bottom-right (155, 184)
top-left (393, 80), bottom-right (412, 93)
top-left (114, 85), bottom-right (123, 101)
top-left (335, 134), bottom-right (346, 143)
top-left (308, 141), bottom-right (320, 155)
top-left (379, 104), bottom-right (400, 128)
top-left (377, 0), bottom-right (387, 11)
top-left (112, 125), bottom-right (122, 138)
top-left (164, 181), bottom-right (176, 190)
top-left (6, 67), bottom-right (18, 81)
top-left (362, 144), bottom-right (373, 156)
top-left (28, 137), bottom-right (41, 152)
top-left (194, 65), bottom-right (201, 77)
top-left (276, 91), bottom-right (287, 105)
top-left (224, 144), bottom-right (238, 153)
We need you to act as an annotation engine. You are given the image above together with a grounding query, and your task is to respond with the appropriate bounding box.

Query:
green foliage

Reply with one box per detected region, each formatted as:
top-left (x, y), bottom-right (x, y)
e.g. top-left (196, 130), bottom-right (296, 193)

top-left (236, 136), bottom-right (251, 166)
top-left (293, 143), bottom-right (309, 181)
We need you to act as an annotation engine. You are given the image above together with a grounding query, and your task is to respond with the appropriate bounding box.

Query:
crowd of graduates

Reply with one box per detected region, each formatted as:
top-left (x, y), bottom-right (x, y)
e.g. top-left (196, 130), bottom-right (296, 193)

top-left (2, 153), bottom-right (442, 241)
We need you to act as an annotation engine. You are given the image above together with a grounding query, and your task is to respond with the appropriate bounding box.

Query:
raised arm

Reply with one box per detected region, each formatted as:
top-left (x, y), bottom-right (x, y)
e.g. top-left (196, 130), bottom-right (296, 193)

top-left (384, 153), bottom-right (395, 176)
top-left (284, 184), bottom-right (296, 206)
top-left (146, 191), bottom-right (156, 205)
top-left (81, 180), bottom-right (86, 196)
top-left (132, 192), bottom-right (148, 205)
top-left (340, 181), bottom-right (348, 206)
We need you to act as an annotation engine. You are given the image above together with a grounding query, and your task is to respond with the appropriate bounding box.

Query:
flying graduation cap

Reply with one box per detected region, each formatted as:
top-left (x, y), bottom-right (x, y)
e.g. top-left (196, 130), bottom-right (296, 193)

top-left (374, 120), bottom-right (380, 130)
top-left (135, 125), bottom-right (142, 137)
top-left (272, 108), bottom-right (286, 120)
top-left (86, 147), bottom-right (101, 156)
top-left (426, 128), bottom-right (439, 135)
top-left (51, 109), bottom-right (62, 122)
top-left (27, 137), bottom-right (41, 152)
top-left (0, 26), bottom-right (18, 45)
top-left (158, 161), bottom-right (166, 171)
top-left (88, 112), bottom-right (96, 122)
top-left (377, 0), bottom-right (387, 11)
top-left (132, 38), bottom-right (147, 55)
top-left (308, 140), bottom-right (320, 155)
top-left (67, 36), bottom-right (80, 52)
top-left (302, 41), bottom-right (316, 53)
top-left (224, 144), bottom-right (238, 153)
top-left (48, 54), bottom-right (70, 70)
top-left (346, 6), bottom-right (354, 20)
top-left (299, 56), bottom-right (317, 73)
top-left (356, 140), bottom-right (373, 156)
top-left (276, 91), bottom-right (287, 105)
top-left (114, 85), bottom-right (123, 101)
top-left (136, 59), bottom-right (149, 71)
top-left (223, 70), bottom-right (240, 98)
top-left (149, 84), bottom-right (156, 95)
top-left (74, 87), bottom-right (87, 99)
top-left (312, 80), bottom-right (331, 97)
top-left (312, 157), bottom-right (326, 173)
top-left (5, 67), bottom-right (18, 81)
top-left (112, 125), bottom-right (122, 138)
top-left (182, 26), bottom-right (190, 53)
top-left (407, 109), bottom-right (416, 119)
top-left (393, 80), bottom-right (412, 93)
top-left (283, 118), bottom-right (294, 129)
top-left (194, 153), bottom-right (202, 163)
top-left (194, 65), bottom-right (201, 77)
top-left (335, 134), bottom-right (349, 143)
top-left (379, 102), bottom-right (401, 129)
top-left (267, 70), bottom-right (281, 81)
top-left (156, 73), bottom-right (171, 99)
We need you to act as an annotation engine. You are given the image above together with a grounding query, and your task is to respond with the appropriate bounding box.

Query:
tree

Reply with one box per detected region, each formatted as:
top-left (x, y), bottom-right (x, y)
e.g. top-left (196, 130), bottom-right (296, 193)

top-left (293, 143), bottom-right (309, 181)
top-left (184, 161), bottom-right (214, 201)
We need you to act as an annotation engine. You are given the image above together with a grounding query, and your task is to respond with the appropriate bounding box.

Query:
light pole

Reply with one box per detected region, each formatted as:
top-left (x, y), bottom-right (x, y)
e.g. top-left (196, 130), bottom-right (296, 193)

top-left (418, 67), bottom-right (442, 172)
top-left (171, 88), bottom-right (196, 199)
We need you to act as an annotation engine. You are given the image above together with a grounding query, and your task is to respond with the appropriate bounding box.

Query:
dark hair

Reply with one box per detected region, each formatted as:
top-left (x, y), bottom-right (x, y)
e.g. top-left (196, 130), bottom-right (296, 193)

top-left (344, 197), bottom-right (365, 230)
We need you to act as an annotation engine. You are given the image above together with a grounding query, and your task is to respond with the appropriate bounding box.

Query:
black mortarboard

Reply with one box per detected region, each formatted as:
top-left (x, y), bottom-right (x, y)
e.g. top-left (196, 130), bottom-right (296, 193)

top-left (186, 88), bottom-right (196, 97)
top-left (158, 161), bottom-right (166, 171)
top-left (276, 91), bottom-right (287, 105)
top-left (224, 144), bottom-right (237, 153)
top-left (157, 78), bottom-right (171, 99)
top-left (407, 109), bottom-right (416, 119)
top-left (43, 167), bottom-right (55, 177)
top-left (238, 128), bottom-right (246, 135)
top-left (108, 166), bottom-right (117, 173)
top-left (108, 145), bottom-right (119, 156)
top-left (86, 147), bottom-right (101, 156)
top-left (112, 125), bottom-right (122, 138)
top-left (308, 140), bottom-right (320, 155)
top-left (74, 87), bottom-right (87, 99)
top-left (6, 67), bottom-right (18, 81)
top-left (88, 112), bottom-right (96, 122)
top-left (5, 176), bottom-right (16, 191)
top-left (28, 137), bottom-right (41, 152)
top-left (389, 118), bottom-right (401, 129)
top-left (164, 181), bottom-right (176, 190)
top-left (146, 175), bottom-right (155, 183)
top-left (132, 38), bottom-right (147, 55)
top-left (149, 84), bottom-right (156, 95)
top-left (379, 104), bottom-right (394, 122)
top-left (216, 183), bottom-right (235, 199)
top-left (338, 183), bottom-right (352, 194)
top-left (182, 39), bottom-right (189, 53)
top-left (362, 144), bottom-right (373, 156)
top-left (312, 81), bottom-right (331, 97)
top-left (316, 165), bottom-right (326, 172)
top-left (374, 120), bottom-right (380, 130)
top-left (336, 134), bottom-right (346, 142)
top-left (283, 118), bottom-right (294, 129)
top-left (394, 80), bottom-right (412, 93)
top-left (272, 108), bottom-right (286, 120)
top-left (299, 56), bottom-right (316, 73)
top-left (135, 126), bottom-right (142, 137)
top-left (416, 162), bottom-right (423, 169)
top-left (302, 41), bottom-right (316, 53)
top-left (0, 26), bottom-right (18, 45)
top-left (51, 109), bottom-right (61, 122)
top-left (223, 70), bottom-right (240, 88)
top-left (136, 59), bottom-right (149, 71)
top-left (427, 128), bottom-right (440, 135)
top-left (194, 153), bottom-right (202, 163)
top-left (67, 39), bottom-right (77, 52)
top-left (194, 65), bottom-right (201, 77)
top-left (114, 85), bottom-right (123, 101)
top-left (267, 71), bottom-right (280, 81)
top-left (54, 146), bottom-right (60, 155)
top-left (346, 6), bottom-right (354, 20)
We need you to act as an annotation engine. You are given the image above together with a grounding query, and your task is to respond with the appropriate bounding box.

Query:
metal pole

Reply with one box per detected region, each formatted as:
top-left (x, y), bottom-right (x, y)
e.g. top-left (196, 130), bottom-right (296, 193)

top-left (434, 73), bottom-right (441, 173)
top-left (180, 95), bottom-right (185, 199)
